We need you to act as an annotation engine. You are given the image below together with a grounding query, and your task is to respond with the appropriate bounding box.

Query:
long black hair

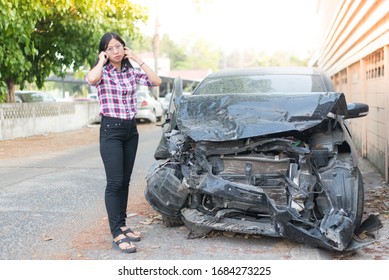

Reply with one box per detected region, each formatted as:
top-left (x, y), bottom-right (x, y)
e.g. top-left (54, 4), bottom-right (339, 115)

top-left (95, 32), bottom-right (133, 69)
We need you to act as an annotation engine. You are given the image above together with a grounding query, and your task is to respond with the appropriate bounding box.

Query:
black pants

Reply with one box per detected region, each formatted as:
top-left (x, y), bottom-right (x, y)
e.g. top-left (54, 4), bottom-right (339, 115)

top-left (99, 116), bottom-right (139, 239)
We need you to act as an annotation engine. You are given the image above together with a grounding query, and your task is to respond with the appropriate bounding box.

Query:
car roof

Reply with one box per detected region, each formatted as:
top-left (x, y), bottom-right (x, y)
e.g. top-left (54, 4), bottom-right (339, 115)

top-left (205, 67), bottom-right (325, 78)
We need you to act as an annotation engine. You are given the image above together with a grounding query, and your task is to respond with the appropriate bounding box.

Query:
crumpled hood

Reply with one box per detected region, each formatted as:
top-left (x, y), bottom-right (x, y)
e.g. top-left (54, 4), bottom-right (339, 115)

top-left (175, 92), bottom-right (348, 142)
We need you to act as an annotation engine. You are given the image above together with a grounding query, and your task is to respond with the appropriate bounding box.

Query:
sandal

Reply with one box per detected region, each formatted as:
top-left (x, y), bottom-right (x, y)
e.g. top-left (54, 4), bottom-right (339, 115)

top-left (123, 228), bottom-right (141, 242)
top-left (112, 237), bottom-right (136, 254)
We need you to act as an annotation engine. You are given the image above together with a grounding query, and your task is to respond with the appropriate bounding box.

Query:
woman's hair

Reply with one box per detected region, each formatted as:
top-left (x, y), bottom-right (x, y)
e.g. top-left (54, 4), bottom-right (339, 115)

top-left (96, 32), bottom-right (133, 69)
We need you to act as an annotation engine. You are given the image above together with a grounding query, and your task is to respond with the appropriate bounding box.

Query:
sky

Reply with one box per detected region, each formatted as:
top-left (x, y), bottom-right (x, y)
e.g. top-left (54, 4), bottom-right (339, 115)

top-left (132, 0), bottom-right (320, 58)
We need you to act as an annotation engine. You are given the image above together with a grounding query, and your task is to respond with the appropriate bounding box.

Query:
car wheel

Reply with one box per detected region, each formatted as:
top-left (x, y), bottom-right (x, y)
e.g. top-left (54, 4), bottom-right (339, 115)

top-left (145, 162), bottom-right (189, 217)
top-left (162, 215), bottom-right (184, 227)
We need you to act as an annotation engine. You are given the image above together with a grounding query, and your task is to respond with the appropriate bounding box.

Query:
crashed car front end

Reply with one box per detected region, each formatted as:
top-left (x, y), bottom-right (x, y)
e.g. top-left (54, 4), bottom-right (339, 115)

top-left (146, 92), bottom-right (368, 251)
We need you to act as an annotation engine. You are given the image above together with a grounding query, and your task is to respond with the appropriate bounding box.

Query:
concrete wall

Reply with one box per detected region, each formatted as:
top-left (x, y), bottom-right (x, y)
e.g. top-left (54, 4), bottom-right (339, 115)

top-left (314, 0), bottom-right (389, 182)
top-left (0, 101), bottom-right (100, 140)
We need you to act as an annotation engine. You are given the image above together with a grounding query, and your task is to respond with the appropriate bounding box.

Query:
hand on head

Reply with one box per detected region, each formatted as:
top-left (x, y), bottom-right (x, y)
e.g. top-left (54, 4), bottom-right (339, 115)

top-left (99, 51), bottom-right (108, 64)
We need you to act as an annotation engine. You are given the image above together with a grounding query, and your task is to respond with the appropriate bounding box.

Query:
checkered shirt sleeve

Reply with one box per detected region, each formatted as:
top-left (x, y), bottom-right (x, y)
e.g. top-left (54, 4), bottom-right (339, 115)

top-left (87, 64), bottom-right (153, 120)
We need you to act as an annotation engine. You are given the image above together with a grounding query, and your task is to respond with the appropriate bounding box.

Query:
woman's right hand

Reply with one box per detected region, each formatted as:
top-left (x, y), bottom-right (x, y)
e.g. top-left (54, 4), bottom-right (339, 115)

top-left (87, 52), bottom-right (107, 85)
top-left (98, 51), bottom-right (108, 64)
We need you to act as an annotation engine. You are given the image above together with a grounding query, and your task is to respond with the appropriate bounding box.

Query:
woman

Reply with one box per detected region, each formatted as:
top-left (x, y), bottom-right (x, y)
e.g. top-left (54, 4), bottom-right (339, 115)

top-left (86, 32), bottom-right (162, 253)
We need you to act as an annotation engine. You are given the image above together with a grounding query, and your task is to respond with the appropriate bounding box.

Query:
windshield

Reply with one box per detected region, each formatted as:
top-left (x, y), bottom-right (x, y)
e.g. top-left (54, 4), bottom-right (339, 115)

top-left (194, 74), bottom-right (326, 95)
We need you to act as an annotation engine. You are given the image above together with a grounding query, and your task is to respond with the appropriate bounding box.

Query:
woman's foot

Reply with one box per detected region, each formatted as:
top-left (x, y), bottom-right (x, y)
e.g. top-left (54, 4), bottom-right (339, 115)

top-left (113, 234), bottom-right (136, 253)
top-left (121, 227), bottom-right (141, 242)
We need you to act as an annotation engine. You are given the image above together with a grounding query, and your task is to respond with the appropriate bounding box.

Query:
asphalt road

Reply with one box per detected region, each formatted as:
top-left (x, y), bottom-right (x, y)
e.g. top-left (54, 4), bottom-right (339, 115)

top-left (0, 123), bottom-right (388, 261)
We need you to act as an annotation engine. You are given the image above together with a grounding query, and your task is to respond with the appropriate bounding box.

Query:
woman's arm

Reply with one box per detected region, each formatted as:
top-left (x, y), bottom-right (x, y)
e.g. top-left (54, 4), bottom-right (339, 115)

top-left (124, 47), bottom-right (162, 86)
top-left (86, 52), bottom-right (108, 86)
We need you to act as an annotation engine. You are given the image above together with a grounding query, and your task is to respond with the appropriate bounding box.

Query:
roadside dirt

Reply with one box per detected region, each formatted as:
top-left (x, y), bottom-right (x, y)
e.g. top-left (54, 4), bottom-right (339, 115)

top-left (0, 126), bottom-right (100, 160)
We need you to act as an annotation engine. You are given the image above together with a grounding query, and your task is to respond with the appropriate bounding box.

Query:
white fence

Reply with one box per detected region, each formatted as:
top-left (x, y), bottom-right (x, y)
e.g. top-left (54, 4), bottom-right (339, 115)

top-left (0, 101), bottom-right (101, 140)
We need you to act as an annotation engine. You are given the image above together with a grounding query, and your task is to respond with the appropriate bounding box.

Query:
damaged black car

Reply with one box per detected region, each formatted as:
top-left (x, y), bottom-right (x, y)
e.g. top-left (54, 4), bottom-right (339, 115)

top-left (145, 67), bottom-right (371, 251)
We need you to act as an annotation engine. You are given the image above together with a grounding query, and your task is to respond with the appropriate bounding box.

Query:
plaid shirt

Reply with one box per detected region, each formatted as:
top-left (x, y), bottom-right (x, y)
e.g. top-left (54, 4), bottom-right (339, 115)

top-left (87, 63), bottom-right (153, 120)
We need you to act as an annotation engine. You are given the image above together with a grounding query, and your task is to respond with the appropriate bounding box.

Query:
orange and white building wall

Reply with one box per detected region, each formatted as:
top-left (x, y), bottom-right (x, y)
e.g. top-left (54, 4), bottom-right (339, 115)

top-left (312, 0), bottom-right (389, 181)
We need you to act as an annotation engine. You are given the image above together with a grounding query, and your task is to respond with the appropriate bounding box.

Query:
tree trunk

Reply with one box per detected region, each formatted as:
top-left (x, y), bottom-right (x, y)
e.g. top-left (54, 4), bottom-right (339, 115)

top-left (6, 78), bottom-right (15, 103)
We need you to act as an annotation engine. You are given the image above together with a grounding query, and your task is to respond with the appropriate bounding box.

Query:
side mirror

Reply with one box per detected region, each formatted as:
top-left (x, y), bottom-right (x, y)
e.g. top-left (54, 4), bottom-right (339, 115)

top-left (345, 103), bottom-right (369, 119)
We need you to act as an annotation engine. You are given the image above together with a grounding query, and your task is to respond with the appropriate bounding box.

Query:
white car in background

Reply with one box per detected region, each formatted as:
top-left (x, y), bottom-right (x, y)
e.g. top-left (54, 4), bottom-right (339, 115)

top-left (136, 90), bottom-right (164, 123)
top-left (162, 91), bottom-right (191, 112)
top-left (15, 90), bottom-right (56, 102)
top-left (161, 92), bottom-right (172, 113)
top-left (87, 93), bottom-right (98, 100)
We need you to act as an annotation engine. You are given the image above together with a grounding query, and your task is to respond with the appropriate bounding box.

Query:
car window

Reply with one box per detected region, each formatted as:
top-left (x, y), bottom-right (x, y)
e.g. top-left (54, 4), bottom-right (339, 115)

top-left (16, 92), bottom-right (55, 102)
top-left (194, 74), bottom-right (326, 94)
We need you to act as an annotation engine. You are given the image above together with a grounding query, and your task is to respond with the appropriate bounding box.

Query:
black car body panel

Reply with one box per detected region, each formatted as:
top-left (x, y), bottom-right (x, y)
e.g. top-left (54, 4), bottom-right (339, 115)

top-left (145, 67), bottom-right (372, 251)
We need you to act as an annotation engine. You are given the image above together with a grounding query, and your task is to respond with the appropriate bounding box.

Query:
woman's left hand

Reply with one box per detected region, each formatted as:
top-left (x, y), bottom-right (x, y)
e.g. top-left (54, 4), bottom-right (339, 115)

top-left (124, 46), bottom-right (161, 86)
top-left (124, 47), bottom-right (142, 65)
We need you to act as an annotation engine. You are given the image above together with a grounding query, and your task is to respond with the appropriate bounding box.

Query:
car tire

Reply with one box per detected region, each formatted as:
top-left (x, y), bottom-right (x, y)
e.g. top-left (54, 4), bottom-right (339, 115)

top-left (145, 162), bottom-right (189, 217)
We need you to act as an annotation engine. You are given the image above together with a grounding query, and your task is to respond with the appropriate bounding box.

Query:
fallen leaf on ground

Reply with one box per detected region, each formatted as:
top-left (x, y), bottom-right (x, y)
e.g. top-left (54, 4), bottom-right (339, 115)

top-left (43, 235), bottom-right (53, 241)
top-left (223, 232), bottom-right (236, 238)
top-left (140, 218), bottom-right (154, 225)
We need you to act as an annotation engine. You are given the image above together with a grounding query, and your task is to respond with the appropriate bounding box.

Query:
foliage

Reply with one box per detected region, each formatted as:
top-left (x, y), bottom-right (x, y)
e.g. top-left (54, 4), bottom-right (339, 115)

top-left (181, 37), bottom-right (220, 71)
top-left (133, 34), bottom-right (310, 72)
top-left (139, 34), bottom-right (220, 71)
top-left (159, 35), bottom-right (188, 70)
top-left (0, 0), bottom-right (311, 102)
top-left (0, 0), bottom-right (148, 102)
top-left (132, 34), bottom-right (190, 70)
top-left (222, 49), bottom-right (310, 68)
top-left (130, 35), bottom-right (153, 52)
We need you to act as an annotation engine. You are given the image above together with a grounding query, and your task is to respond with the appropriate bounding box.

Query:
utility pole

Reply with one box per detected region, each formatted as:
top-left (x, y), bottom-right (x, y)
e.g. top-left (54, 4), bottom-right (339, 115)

top-left (152, 0), bottom-right (160, 98)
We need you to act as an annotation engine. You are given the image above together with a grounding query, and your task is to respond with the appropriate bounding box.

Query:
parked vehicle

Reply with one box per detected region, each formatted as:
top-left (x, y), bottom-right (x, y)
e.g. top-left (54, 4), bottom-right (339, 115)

top-left (145, 67), bottom-right (371, 251)
top-left (87, 93), bottom-right (98, 100)
top-left (136, 90), bottom-right (164, 123)
top-left (15, 90), bottom-right (56, 102)
top-left (162, 91), bottom-right (191, 112)
top-left (161, 92), bottom-right (172, 113)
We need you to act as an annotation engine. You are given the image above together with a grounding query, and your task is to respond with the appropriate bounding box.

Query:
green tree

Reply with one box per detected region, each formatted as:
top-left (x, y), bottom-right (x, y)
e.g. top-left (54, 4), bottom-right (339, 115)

top-left (178, 36), bottom-right (220, 71)
top-left (159, 34), bottom-right (188, 70)
top-left (0, 0), bottom-right (148, 103)
top-left (223, 49), bottom-right (310, 68)
top-left (130, 35), bottom-right (153, 52)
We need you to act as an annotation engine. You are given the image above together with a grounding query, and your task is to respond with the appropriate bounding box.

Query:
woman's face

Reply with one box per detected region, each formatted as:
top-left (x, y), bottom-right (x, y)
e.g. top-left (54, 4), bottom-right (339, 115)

top-left (105, 38), bottom-right (124, 63)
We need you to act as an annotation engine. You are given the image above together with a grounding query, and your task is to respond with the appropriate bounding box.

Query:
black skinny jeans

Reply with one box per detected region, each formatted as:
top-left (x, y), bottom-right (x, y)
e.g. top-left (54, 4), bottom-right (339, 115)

top-left (99, 116), bottom-right (139, 239)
